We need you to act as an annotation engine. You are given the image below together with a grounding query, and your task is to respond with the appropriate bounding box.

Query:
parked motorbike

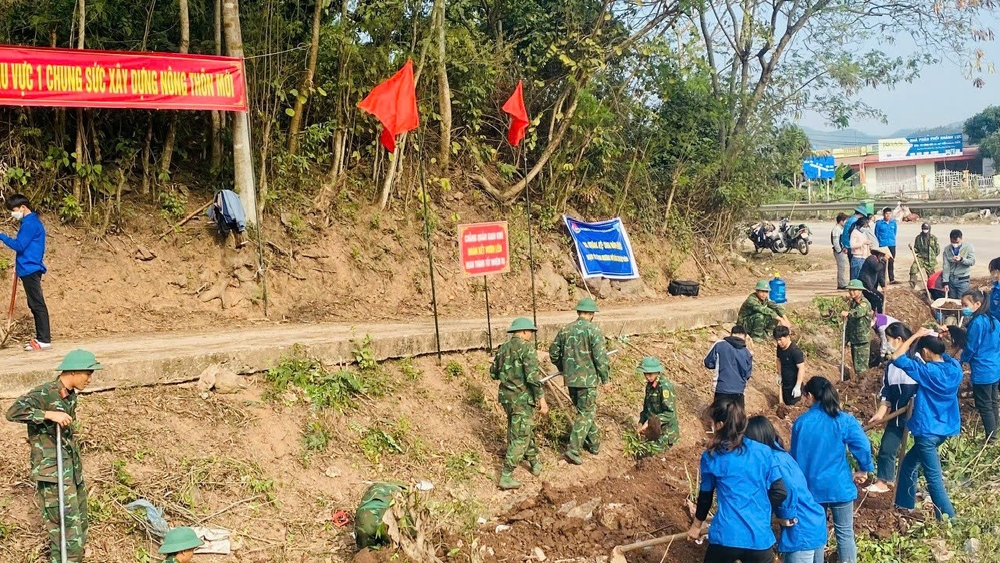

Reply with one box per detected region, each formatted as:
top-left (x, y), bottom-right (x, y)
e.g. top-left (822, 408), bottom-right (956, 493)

top-left (778, 219), bottom-right (812, 255)
top-left (748, 221), bottom-right (785, 253)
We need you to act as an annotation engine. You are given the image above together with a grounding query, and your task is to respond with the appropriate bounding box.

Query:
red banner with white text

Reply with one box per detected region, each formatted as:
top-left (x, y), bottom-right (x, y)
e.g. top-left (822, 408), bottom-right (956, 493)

top-left (0, 45), bottom-right (247, 112)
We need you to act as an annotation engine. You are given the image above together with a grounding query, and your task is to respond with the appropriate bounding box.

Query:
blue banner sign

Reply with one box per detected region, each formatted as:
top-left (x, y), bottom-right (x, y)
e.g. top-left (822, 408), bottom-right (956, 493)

top-left (878, 133), bottom-right (963, 162)
top-left (563, 215), bottom-right (639, 280)
top-left (802, 156), bottom-right (835, 180)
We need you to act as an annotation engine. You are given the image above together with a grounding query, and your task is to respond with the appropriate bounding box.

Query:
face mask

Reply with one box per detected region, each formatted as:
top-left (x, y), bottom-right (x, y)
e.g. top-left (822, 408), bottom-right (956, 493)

top-left (10, 211), bottom-right (22, 221)
top-left (962, 307), bottom-right (975, 317)
top-left (921, 229), bottom-right (930, 234)
top-left (952, 242), bottom-right (962, 249)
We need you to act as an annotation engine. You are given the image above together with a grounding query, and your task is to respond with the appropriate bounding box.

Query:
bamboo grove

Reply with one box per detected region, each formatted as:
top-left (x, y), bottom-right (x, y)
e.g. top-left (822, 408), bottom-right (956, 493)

top-left (0, 0), bottom-right (995, 240)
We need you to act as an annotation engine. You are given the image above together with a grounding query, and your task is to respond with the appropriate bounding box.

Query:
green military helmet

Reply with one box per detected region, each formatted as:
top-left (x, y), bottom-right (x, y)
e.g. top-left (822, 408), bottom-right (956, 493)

top-left (57, 349), bottom-right (103, 372)
top-left (754, 280), bottom-right (770, 292)
top-left (854, 205), bottom-right (868, 215)
top-left (507, 317), bottom-right (538, 333)
top-left (845, 279), bottom-right (865, 290)
top-left (575, 297), bottom-right (600, 313)
top-left (637, 356), bottom-right (663, 374)
top-left (158, 527), bottom-right (203, 554)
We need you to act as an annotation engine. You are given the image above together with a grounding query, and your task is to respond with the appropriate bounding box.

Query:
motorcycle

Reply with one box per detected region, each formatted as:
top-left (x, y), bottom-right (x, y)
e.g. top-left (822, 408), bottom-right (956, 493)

top-left (748, 221), bottom-right (786, 253)
top-left (779, 220), bottom-right (812, 255)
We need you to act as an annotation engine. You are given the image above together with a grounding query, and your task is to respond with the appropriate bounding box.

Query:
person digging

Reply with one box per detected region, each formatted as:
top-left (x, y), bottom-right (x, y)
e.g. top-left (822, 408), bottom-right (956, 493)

top-left (841, 280), bottom-right (874, 379)
top-left (6, 349), bottom-right (103, 563)
top-left (490, 317), bottom-right (548, 490)
top-left (159, 527), bottom-right (204, 563)
top-left (636, 357), bottom-right (680, 451)
top-left (549, 297), bottom-right (611, 465)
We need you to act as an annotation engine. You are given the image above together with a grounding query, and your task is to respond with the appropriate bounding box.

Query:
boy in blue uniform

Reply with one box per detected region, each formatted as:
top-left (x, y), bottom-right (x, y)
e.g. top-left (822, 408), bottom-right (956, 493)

top-left (989, 257), bottom-right (1000, 319)
top-left (889, 329), bottom-right (962, 519)
top-left (0, 194), bottom-right (50, 351)
top-left (746, 416), bottom-right (827, 563)
top-left (874, 207), bottom-right (898, 284)
top-left (956, 289), bottom-right (1000, 442)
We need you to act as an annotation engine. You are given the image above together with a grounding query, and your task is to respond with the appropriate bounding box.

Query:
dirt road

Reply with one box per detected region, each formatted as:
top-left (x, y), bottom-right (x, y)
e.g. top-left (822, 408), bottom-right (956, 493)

top-left (0, 267), bottom-right (845, 398)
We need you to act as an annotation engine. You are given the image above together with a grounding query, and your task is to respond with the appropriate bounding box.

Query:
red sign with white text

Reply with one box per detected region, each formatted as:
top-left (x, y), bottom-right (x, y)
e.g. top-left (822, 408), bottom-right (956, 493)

top-left (459, 222), bottom-right (510, 277)
top-left (0, 45), bottom-right (247, 112)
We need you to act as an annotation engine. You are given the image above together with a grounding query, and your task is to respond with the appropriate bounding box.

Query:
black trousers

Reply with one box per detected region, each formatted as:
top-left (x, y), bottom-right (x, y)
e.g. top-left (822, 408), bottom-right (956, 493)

top-left (973, 382), bottom-right (1000, 441)
top-left (20, 272), bottom-right (51, 343)
top-left (704, 544), bottom-right (773, 563)
top-left (888, 245), bottom-right (897, 281)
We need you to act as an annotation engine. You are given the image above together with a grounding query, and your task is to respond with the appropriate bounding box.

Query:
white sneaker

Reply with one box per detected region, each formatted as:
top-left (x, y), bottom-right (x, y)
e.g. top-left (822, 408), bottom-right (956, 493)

top-left (24, 339), bottom-right (52, 351)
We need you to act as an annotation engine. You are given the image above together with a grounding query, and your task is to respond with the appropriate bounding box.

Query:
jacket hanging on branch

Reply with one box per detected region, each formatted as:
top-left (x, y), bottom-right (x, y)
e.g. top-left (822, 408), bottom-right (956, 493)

top-left (207, 190), bottom-right (247, 236)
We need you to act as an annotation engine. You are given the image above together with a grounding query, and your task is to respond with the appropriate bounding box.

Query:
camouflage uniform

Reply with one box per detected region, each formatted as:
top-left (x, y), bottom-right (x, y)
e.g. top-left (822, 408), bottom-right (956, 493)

top-left (354, 482), bottom-right (404, 549)
top-left (6, 378), bottom-right (88, 563)
top-left (737, 294), bottom-right (785, 341)
top-left (909, 232), bottom-right (940, 286)
top-left (846, 298), bottom-right (873, 377)
top-left (639, 375), bottom-right (679, 451)
top-left (549, 319), bottom-right (610, 456)
top-left (164, 558), bottom-right (180, 563)
top-left (490, 337), bottom-right (545, 474)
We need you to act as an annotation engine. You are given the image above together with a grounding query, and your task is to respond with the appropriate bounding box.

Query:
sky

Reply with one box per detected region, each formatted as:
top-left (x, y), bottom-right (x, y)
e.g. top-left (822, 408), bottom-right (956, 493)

top-left (795, 15), bottom-right (1000, 136)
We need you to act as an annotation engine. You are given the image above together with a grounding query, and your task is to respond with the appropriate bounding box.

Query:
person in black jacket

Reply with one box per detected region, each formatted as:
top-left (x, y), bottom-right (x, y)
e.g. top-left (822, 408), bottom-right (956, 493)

top-left (859, 247), bottom-right (890, 313)
top-left (704, 325), bottom-right (753, 408)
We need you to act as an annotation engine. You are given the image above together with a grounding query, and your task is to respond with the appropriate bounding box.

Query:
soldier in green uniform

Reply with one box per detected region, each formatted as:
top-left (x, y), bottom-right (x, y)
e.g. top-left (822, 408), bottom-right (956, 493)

top-left (635, 357), bottom-right (679, 451)
top-left (737, 280), bottom-right (791, 341)
top-left (490, 317), bottom-right (548, 490)
top-left (909, 222), bottom-right (940, 288)
top-left (549, 297), bottom-right (610, 465)
top-left (6, 349), bottom-right (102, 563)
top-left (354, 482), bottom-right (404, 548)
top-left (841, 280), bottom-right (874, 377)
top-left (158, 527), bottom-right (203, 563)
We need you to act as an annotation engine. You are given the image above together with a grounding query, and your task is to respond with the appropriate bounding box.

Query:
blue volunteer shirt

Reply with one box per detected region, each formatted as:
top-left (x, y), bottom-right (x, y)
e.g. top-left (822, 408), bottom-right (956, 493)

top-left (699, 439), bottom-right (780, 551)
top-left (961, 314), bottom-right (1000, 385)
top-left (771, 449), bottom-right (828, 554)
top-left (874, 218), bottom-right (897, 247)
top-left (893, 354), bottom-right (962, 437)
top-left (0, 212), bottom-right (47, 277)
top-left (790, 404), bottom-right (874, 504)
top-left (990, 283), bottom-right (1000, 320)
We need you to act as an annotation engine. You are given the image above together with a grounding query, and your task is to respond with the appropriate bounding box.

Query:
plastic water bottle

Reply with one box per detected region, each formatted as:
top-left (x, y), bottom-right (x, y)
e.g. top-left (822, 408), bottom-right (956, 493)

top-left (769, 272), bottom-right (787, 304)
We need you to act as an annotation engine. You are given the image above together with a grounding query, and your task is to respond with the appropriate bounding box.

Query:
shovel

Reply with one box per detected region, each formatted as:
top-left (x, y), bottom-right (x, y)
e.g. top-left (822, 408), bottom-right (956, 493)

top-left (840, 320), bottom-right (848, 382)
top-left (56, 425), bottom-right (68, 563)
top-left (909, 244), bottom-right (933, 305)
top-left (610, 529), bottom-right (706, 563)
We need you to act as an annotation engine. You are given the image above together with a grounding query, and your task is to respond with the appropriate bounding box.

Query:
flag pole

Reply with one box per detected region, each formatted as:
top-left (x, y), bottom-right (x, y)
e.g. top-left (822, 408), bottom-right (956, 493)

top-left (417, 131), bottom-right (443, 364)
top-left (523, 146), bottom-right (539, 347)
top-left (484, 275), bottom-right (493, 353)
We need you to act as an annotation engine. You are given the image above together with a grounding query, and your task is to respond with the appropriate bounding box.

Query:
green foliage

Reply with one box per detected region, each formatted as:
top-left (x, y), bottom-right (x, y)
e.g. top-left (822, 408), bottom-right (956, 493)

top-left (59, 194), bottom-right (84, 223)
top-left (444, 450), bottom-right (481, 482)
top-left (353, 334), bottom-right (378, 372)
top-left (965, 105), bottom-right (1000, 161)
top-left (302, 419), bottom-right (333, 451)
top-left (444, 361), bottom-right (464, 380)
top-left (622, 429), bottom-right (662, 460)
top-left (399, 357), bottom-right (423, 381)
top-left (263, 349), bottom-right (390, 411)
top-left (158, 190), bottom-right (187, 222)
top-left (353, 417), bottom-right (417, 464)
top-left (812, 296), bottom-right (849, 329)
top-left (537, 406), bottom-right (574, 448)
top-left (462, 379), bottom-right (488, 410)
top-left (134, 547), bottom-right (152, 563)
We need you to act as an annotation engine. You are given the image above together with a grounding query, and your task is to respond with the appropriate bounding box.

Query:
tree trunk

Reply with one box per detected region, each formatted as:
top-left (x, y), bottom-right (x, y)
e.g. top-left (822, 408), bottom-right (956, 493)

top-left (141, 115), bottom-right (153, 195)
top-left (288, 0), bottom-right (324, 154)
top-left (160, 0), bottom-right (189, 179)
top-left (210, 0), bottom-right (224, 172)
top-left (433, 0), bottom-right (451, 171)
top-left (71, 0), bottom-right (86, 203)
top-left (222, 0), bottom-right (258, 224)
top-left (324, 0), bottom-right (351, 183)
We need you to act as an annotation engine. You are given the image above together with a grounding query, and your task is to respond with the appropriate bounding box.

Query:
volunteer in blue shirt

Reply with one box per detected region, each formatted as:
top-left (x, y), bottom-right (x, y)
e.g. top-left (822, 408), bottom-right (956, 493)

top-left (956, 289), bottom-right (1000, 441)
top-left (989, 257), bottom-right (1000, 319)
top-left (746, 416), bottom-right (827, 563)
top-left (890, 328), bottom-right (962, 519)
top-left (0, 194), bottom-right (50, 351)
top-left (687, 400), bottom-right (787, 563)
top-left (790, 377), bottom-right (873, 563)
top-left (865, 322), bottom-right (919, 494)
top-left (874, 207), bottom-right (898, 284)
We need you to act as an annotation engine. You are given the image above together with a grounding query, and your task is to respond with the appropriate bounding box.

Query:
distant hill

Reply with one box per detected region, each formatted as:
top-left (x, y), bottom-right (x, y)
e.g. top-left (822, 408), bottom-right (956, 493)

top-left (802, 122), bottom-right (966, 150)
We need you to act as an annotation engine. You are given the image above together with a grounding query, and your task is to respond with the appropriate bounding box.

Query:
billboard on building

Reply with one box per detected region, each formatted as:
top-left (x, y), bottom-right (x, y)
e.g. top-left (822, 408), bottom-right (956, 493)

top-left (878, 133), bottom-right (962, 162)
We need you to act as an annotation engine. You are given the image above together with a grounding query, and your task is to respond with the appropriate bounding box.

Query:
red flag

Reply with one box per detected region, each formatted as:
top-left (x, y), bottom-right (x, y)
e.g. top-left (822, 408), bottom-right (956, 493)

top-left (358, 60), bottom-right (420, 152)
top-left (502, 80), bottom-right (530, 146)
